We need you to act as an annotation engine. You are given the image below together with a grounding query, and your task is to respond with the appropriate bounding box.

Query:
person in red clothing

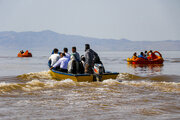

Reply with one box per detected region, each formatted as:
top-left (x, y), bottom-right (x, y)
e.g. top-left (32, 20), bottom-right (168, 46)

top-left (149, 50), bottom-right (158, 60)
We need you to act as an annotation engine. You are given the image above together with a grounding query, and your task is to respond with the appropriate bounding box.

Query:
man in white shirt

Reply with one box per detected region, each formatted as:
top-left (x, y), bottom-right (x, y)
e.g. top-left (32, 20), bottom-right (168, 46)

top-left (48, 48), bottom-right (60, 67)
top-left (50, 53), bottom-right (69, 72)
top-left (63, 48), bottom-right (71, 60)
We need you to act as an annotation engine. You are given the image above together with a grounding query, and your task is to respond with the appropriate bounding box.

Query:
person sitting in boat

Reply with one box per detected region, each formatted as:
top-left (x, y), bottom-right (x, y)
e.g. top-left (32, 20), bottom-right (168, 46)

top-left (50, 53), bottom-right (69, 72)
top-left (71, 46), bottom-right (80, 62)
top-left (68, 55), bottom-right (77, 74)
top-left (48, 48), bottom-right (60, 67)
top-left (132, 52), bottom-right (137, 60)
top-left (148, 50), bottom-right (158, 60)
top-left (84, 44), bottom-right (104, 74)
top-left (138, 52), bottom-right (147, 60)
top-left (144, 51), bottom-right (147, 57)
top-left (63, 47), bottom-right (71, 60)
top-left (20, 50), bottom-right (24, 54)
top-left (67, 54), bottom-right (84, 74)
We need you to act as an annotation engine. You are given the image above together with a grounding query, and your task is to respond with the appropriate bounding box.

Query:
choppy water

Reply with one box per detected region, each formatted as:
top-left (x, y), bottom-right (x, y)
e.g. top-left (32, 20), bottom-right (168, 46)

top-left (0, 50), bottom-right (180, 120)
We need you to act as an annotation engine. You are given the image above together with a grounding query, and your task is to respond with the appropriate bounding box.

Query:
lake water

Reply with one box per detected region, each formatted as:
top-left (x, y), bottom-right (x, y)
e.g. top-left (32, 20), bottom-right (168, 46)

top-left (0, 50), bottom-right (180, 120)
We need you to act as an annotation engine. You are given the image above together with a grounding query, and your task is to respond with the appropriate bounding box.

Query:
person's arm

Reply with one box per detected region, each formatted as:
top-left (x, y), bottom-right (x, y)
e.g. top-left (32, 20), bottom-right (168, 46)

top-left (50, 66), bottom-right (53, 70)
top-left (52, 59), bottom-right (61, 69)
top-left (49, 55), bottom-right (52, 60)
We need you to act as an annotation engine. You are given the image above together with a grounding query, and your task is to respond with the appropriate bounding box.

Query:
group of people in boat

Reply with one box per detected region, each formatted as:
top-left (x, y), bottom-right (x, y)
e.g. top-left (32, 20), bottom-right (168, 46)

top-left (48, 44), bottom-right (104, 74)
top-left (131, 50), bottom-right (159, 61)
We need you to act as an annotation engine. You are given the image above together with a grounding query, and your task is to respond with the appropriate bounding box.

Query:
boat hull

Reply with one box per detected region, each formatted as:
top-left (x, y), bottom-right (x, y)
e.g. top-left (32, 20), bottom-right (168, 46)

top-left (127, 57), bottom-right (164, 64)
top-left (49, 70), bottom-right (119, 82)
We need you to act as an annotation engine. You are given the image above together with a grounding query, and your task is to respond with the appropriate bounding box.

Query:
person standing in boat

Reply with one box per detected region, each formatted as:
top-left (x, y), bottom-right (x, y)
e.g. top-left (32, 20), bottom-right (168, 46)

top-left (71, 46), bottom-right (80, 62)
top-left (84, 44), bottom-right (103, 74)
top-left (50, 53), bottom-right (69, 72)
top-left (63, 47), bottom-right (71, 60)
top-left (48, 48), bottom-right (60, 67)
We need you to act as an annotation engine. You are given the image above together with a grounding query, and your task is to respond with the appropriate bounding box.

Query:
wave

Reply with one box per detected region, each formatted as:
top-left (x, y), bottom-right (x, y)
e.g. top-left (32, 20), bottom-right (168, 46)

top-left (0, 78), bottom-right (179, 94)
top-left (120, 81), bottom-right (180, 92)
top-left (117, 73), bottom-right (180, 82)
top-left (0, 71), bottom-right (180, 94)
top-left (164, 58), bottom-right (180, 63)
top-left (17, 71), bottom-right (52, 81)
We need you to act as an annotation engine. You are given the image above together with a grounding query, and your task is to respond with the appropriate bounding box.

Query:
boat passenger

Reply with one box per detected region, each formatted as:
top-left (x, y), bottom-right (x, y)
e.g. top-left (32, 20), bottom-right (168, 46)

top-left (84, 44), bottom-right (103, 74)
top-left (144, 51), bottom-right (147, 57)
top-left (63, 48), bottom-right (71, 60)
top-left (20, 50), bottom-right (24, 54)
top-left (149, 50), bottom-right (158, 60)
top-left (138, 52), bottom-right (147, 60)
top-left (50, 53), bottom-right (69, 72)
top-left (71, 46), bottom-right (80, 62)
top-left (68, 55), bottom-right (77, 74)
top-left (48, 48), bottom-right (60, 67)
top-left (132, 52), bottom-right (137, 60)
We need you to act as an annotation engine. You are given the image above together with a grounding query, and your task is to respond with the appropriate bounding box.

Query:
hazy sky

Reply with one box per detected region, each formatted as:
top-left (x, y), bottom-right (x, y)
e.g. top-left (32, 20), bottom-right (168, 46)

top-left (0, 0), bottom-right (180, 41)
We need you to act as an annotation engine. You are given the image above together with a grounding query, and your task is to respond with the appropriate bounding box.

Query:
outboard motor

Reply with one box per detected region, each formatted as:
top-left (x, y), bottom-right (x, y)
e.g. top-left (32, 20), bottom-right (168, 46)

top-left (93, 63), bottom-right (105, 81)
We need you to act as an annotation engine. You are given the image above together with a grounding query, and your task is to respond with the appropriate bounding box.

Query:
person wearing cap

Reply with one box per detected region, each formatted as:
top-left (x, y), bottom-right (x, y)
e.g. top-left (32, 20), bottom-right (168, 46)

top-left (84, 44), bottom-right (102, 74)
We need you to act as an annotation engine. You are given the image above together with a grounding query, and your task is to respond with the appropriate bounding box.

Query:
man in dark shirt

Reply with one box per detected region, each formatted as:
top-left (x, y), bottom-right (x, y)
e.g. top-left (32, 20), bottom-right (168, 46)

top-left (84, 44), bottom-right (102, 74)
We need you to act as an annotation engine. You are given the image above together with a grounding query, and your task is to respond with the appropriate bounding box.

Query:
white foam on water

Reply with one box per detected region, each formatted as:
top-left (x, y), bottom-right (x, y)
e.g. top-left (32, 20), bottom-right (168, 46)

top-left (102, 79), bottom-right (121, 85)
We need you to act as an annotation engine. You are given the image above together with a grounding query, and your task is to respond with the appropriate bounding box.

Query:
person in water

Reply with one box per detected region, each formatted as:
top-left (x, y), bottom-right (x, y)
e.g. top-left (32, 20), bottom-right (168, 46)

top-left (132, 52), bottom-right (137, 60)
top-left (48, 48), bottom-right (60, 67)
top-left (138, 52), bottom-right (147, 59)
top-left (71, 46), bottom-right (80, 62)
top-left (84, 44), bottom-right (103, 74)
top-left (63, 48), bottom-right (71, 60)
top-left (50, 53), bottom-right (69, 72)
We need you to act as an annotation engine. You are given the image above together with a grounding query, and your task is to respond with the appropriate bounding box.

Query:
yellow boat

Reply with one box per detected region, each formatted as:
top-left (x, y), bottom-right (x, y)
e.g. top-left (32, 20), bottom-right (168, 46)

top-left (49, 69), bottom-right (119, 82)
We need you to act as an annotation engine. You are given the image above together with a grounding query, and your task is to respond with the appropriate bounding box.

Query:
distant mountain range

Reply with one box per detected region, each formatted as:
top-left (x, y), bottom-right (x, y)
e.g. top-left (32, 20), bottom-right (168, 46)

top-left (0, 30), bottom-right (179, 51)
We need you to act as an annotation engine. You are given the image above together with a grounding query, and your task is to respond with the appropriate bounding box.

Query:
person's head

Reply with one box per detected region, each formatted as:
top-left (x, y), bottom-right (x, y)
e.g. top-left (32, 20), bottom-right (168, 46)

top-left (53, 48), bottom-right (59, 54)
top-left (81, 55), bottom-right (85, 62)
top-left (60, 53), bottom-right (66, 57)
top-left (133, 52), bottom-right (137, 56)
top-left (140, 52), bottom-right (144, 56)
top-left (63, 48), bottom-right (68, 53)
top-left (150, 50), bottom-right (153, 53)
top-left (145, 51), bottom-right (147, 53)
top-left (72, 46), bottom-right (76, 53)
top-left (85, 44), bottom-right (90, 51)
